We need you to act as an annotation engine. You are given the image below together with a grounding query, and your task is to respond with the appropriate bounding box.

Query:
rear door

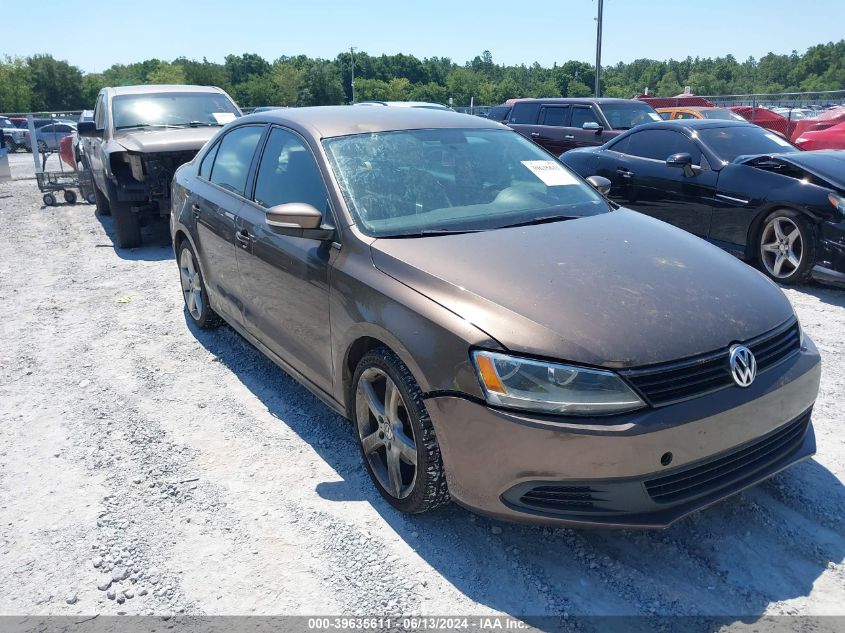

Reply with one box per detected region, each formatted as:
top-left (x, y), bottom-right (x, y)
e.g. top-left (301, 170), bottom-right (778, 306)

top-left (235, 126), bottom-right (336, 394)
top-left (190, 124), bottom-right (266, 322)
top-left (608, 129), bottom-right (718, 237)
top-left (506, 102), bottom-right (543, 147)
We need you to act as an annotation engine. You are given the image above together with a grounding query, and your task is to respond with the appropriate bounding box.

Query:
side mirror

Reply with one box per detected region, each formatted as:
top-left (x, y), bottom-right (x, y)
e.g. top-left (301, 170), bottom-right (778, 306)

top-left (586, 175), bottom-right (611, 195)
top-left (666, 152), bottom-right (700, 177)
top-left (265, 202), bottom-right (334, 240)
top-left (582, 121), bottom-right (603, 132)
top-left (77, 121), bottom-right (102, 138)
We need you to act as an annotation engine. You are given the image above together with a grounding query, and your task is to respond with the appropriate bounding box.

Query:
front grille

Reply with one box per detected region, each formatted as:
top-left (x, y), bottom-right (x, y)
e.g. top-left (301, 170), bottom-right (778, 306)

top-left (519, 485), bottom-right (599, 512)
top-left (644, 410), bottom-right (811, 504)
top-left (623, 319), bottom-right (800, 406)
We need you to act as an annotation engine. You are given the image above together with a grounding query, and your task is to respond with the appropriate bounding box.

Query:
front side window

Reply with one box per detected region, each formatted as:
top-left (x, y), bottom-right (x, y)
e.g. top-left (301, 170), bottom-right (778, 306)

top-left (625, 130), bottom-right (701, 162)
top-left (541, 106), bottom-right (570, 127)
top-left (323, 128), bottom-right (609, 238)
top-left (698, 126), bottom-right (800, 162)
top-left (571, 106), bottom-right (601, 128)
top-left (208, 125), bottom-right (264, 196)
top-left (600, 102), bottom-right (661, 129)
top-left (253, 128), bottom-right (328, 212)
top-left (94, 94), bottom-right (106, 129)
top-left (112, 92), bottom-right (240, 131)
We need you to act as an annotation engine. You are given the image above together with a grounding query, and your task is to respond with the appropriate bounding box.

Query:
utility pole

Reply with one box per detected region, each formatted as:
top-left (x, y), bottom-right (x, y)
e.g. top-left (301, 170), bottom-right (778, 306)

top-left (350, 46), bottom-right (357, 104)
top-left (595, 0), bottom-right (604, 97)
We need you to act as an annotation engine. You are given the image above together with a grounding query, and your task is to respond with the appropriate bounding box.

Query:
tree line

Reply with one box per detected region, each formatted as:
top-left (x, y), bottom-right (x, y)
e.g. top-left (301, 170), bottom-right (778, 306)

top-left (1, 40), bottom-right (844, 113)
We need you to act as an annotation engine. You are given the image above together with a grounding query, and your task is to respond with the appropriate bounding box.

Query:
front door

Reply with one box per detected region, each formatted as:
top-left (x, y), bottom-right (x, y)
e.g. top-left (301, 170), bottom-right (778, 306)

top-left (235, 126), bottom-right (335, 394)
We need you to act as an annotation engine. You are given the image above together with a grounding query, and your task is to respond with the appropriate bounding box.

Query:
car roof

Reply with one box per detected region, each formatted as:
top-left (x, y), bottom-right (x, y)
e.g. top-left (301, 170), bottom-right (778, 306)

top-left (634, 119), bottom-right (754, 131)
top-left (105, 84), bottom-right (228, 96)
top-left (238, 105), bottom-right (503, 139)
top-left (355, 101), bottom-right (451, 109)
top-left (657, 106), bottom-right (725, 112)
top-left (511, 98), bottom-right (647, 105)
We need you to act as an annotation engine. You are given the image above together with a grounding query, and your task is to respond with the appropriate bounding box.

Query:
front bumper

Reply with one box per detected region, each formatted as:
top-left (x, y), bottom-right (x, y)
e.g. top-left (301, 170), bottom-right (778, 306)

top-left (425, 339), bottom-right (820, 528)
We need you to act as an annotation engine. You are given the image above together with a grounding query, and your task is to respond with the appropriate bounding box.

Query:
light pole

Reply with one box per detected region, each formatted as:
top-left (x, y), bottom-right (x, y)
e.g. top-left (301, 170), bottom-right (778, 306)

top-left (595, 0), bottom-right (603, 97)
top-left (350, 46), bottom-right (357, 104)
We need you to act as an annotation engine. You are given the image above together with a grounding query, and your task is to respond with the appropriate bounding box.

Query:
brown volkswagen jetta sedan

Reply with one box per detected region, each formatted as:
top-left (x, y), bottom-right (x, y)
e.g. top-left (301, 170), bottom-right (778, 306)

top-left (170, 107), bottom-right (821, 528)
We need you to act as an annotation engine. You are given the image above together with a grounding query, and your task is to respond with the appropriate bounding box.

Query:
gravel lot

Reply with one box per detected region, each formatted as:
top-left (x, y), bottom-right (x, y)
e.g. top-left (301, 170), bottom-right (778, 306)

top-left (1, 151), bottom-right (844, 629)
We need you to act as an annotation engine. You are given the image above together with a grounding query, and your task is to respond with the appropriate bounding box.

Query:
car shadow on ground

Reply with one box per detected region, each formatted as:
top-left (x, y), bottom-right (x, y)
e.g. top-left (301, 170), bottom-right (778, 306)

top-left (188, 318), bottom-right (845, 633)
top-left (797, 281), bottom-right (845, 308)
top-left (94, 212), bottom-right (173, 261)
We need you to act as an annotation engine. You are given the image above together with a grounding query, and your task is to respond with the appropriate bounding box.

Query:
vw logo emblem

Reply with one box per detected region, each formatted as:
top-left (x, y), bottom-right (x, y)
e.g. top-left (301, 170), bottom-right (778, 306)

top-left (729, 344), bottom-right (757, 388)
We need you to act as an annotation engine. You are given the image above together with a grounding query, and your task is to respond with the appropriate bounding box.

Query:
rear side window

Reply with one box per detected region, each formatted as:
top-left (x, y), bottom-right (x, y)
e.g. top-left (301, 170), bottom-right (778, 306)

top-left (198, 142), bottom-right (219, 179)
top-left (625, 130), bottom-right (701, 162)
top-left (540, 106), bottom-right (570, 127)
top-left (487, 105), bottom-right (512, 121)
top-left (209, 125), bottom-right (264, 196)
top-left (509, 102), bottom-right (540, 124)
top-left (253, 128), bottom-right (328, 212)
top-left (571, 106), bottom-right (601, 128)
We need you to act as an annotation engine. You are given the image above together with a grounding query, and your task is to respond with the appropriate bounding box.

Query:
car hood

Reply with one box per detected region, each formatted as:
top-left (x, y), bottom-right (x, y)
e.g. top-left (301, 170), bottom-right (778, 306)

top-left (771, 150), bottom-right (845, 190)
top-left (370, 209), bottom-right (795, 369)
top-left (114, 127), bottom-right (220, 153)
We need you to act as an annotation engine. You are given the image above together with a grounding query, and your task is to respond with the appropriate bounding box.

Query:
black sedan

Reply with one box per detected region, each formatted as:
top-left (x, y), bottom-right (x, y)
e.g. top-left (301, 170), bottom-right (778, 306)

top-left (559, 119), bottom-right (845, 285)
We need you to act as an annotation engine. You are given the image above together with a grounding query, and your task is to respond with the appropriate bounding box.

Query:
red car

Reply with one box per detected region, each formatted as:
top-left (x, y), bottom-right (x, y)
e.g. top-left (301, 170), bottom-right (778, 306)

top-left (791, 106), bottom-right (845, 141)
top-left (728, 106), bottom-right (796, 138)
top-left (795, 121), bottom-right (845, 150)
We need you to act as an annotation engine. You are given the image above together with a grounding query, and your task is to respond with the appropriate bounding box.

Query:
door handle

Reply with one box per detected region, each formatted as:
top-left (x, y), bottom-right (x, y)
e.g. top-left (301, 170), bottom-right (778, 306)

top-left (564, 134), bottom-right (575, 140)
top-left (530, 132), bottom-right (540, 138)
top-left (616, 168), bottom-right (633, 179)
top-left (191, 203), bottom-right (201, 218)
top-left (235, 229), bottom-right (252, 248)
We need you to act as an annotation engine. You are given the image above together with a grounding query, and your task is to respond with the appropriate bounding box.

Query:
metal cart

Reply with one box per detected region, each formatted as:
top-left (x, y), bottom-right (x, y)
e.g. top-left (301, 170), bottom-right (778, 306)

top-left (36, 169), bottom-right (96, 206)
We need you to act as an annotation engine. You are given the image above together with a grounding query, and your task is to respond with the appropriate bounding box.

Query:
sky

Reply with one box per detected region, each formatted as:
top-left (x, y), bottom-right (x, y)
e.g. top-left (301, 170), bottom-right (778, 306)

top-left (4, 0), bottom-right (845, 73)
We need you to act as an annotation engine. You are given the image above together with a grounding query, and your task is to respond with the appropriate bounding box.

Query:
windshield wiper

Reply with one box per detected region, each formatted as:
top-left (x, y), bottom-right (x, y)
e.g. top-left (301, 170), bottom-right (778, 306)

top-left (115, 123), bottom-right (181, 130)
top-left (494, 215), bottom-right (577, 230)
top-left (385, 229), bottom-right (482, 238)
top-left (169, 121), bottom-right (221, 128)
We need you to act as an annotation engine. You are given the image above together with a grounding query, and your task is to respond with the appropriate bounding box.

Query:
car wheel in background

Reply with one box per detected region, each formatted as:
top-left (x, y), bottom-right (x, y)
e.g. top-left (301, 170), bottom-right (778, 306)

top-left (177, 240), bottom-right (223, 329)
top-left (4, 138), bottom-right (14, 152)
top-left (93, 185), bottom-right (111, 216)
top-left (352, 347), bottom-right (450, 514)
top-left (110, 200), bottom-right (142, 249)
top-left (758, 209), bottom-right (815, 285)
top-left (37, 140), bottom-right (48, 153)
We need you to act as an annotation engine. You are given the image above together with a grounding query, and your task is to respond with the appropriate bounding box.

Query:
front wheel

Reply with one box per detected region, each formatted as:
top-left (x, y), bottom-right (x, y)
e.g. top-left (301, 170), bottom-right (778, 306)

top-left (4, 138), bottom-right (14, 152)
top-left (352, 347), bottom-right (450, 514)
top-left (758, 210), bottom-right (815, 285)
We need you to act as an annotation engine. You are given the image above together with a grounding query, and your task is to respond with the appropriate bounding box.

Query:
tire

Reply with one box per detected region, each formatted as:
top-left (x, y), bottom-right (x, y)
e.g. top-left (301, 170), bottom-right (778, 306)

top-left (63, 190), bottom-right (77, 204)
top-left (177, 239), bottom-right (223, 329)
top-left (4, 137), bottom-right (14, 152)
top-left (37, 139), bottom-right (48, 153)
top-left (93, 184), bottom-right (111, 216)
top-left (111, 200), bottom-right (142, 249)
top-left (43, 193), bottom-right (56, 206)
top-left (757, 209), bottom-right (816, 285)
top-left (352, 347), bottom-right (450, 514)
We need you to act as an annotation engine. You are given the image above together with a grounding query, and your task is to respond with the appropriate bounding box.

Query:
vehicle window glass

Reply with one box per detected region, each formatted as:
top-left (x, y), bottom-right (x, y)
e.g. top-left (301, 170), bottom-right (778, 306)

top-left (659, 112), bottom-right (671, 120)
top-left (570, 106), bottom-right (601, 128)
top-left (323, 128), bottom-right (609, 238)
top-left (608, 135), bottom-right (629, 153)
top-left (625, 130), bottom-right (701, 162)
top-left (40, 125), bottom-right (54, 133)
top-left (209, 125), bottom-right (264, 196)
top-left (487, 105), bottom-right (511, 121)
top-left (112, 92), bottom-right (240, 130)
top-left (600, 102), bottom-right (661, 129)
top-left (0, 117), bottom-right (12, 127)
top-left (54, 125), bottom-right (72, 132)
top-left (675, 112), bottom-right (698, 120)
top-left (698, 126), bottom-right (799, 161)
top-left (198, 142), bottom-right (219, 180)
top-left (253, 128), bottom-right (328, 212)
top-left (540, 106), bottom-right (570, 127)
top-left (509, 102), bottom-right (540, 124)
top-left (94, 95), bottom-right (106, 129)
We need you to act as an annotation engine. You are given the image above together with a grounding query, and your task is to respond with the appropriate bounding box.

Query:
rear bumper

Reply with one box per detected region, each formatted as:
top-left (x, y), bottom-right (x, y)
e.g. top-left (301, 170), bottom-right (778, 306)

top-left (425, 339), bottom-right (821, 528)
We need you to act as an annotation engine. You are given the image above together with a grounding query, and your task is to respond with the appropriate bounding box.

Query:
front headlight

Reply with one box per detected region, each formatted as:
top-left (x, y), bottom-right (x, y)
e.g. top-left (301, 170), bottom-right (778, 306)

top-left (829, 193), bottom-right (845, 217)
top-left (471, 350), bottom-right (645, 416)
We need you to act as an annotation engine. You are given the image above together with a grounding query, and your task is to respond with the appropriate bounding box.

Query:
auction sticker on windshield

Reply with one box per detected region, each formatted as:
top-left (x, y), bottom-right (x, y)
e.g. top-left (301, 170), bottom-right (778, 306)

top-left (521, 160), bottom-right (580, 186)
top-left (212, 112), bottom-right (237, 124)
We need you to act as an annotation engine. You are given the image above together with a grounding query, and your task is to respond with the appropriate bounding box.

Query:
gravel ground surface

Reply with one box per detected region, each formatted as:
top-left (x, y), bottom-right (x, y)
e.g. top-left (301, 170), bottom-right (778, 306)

top-left (1, 152), bottom-right (844, 630)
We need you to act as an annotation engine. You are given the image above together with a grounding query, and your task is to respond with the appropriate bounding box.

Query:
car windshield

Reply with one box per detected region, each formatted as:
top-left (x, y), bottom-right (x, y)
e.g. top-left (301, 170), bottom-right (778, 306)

top-left (323, 128), bottom-right (609, 237)
top-left (698, 126), bottom-right (801, 161)
top-left (0, 117), bottom-right (13, 127)
top-left (601, 102), bottom-right (662, 129)
top-left (702, 109), bottom-right (745, 121)
top-left (112, 92), bottom-right (240, 130)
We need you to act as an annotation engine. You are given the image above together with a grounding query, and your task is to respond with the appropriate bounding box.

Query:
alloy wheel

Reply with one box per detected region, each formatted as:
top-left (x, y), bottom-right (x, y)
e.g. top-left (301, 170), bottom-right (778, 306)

top-left (760, 216), bottom-right (803, 279)
top-left (179, 247), bottom-right (204, 320)
top-left (355, 367), bottom-right (418, 499)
